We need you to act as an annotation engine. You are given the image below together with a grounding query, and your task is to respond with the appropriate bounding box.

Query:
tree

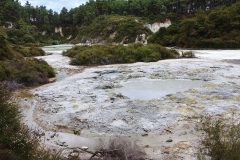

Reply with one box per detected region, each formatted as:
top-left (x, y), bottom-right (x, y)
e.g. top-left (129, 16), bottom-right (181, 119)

top-left (2, 0), bottom-right (21, 22)
top-left (17, 18), bottom-right (28, 32)
top-left (59, 7), bottom-right (70, 25)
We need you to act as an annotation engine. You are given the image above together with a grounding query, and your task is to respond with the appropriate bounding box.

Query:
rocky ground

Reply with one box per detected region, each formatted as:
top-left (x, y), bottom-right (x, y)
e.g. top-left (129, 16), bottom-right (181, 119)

top-left (19, 48), bottom-right (240, 159)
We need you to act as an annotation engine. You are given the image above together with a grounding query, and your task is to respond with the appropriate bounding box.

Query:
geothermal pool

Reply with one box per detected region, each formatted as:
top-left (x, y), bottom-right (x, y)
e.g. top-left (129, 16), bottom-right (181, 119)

top-left (113, 78), bottom-right (207, 100)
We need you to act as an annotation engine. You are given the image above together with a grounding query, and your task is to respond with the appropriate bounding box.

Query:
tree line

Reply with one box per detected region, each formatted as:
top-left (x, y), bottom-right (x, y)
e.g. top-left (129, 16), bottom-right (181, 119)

top-left (0, 0), bottom-right (238, 31)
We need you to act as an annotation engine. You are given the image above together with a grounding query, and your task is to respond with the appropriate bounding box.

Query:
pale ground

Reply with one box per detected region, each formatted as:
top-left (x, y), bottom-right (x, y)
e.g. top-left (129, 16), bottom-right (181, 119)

top-left (18, 47), bottom-right (240, 159)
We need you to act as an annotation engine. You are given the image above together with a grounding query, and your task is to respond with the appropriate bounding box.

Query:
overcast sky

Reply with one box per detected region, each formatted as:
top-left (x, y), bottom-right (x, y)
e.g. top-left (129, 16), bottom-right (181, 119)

top-left (19, 0), bottom-right (89, 13)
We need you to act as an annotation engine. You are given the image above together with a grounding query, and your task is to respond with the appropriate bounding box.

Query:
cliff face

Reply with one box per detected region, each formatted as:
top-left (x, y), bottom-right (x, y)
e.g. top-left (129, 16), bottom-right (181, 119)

top-left (55, 27), bottom-right (64, 37)
top-left (144, 19), bottom-right (171, 33)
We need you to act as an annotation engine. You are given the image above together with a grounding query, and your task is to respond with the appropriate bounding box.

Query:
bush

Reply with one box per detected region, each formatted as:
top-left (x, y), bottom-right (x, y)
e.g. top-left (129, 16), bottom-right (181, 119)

top-left (12, 45), bottom-right (45, 57)
top-left (3, 58), bottom-right (55, 86)
top-left (16, 58), bottom-right (55, 86)
top-left (0, 82), bottom-right (66, 160)
top-left (23, 34), bottom-right (35, 43)
top-left (0, 82), bottom-right (39, 159)
top-left (196, 114), bottom-right (240, 160)
top-left (66, 44), bottom-right (179, 66)
top-left (0, 34), bottom-right (16, 60)
top-left (91, 137), bottom-right (146, 160)
top-left (0, 37), bottom-right (55, 86)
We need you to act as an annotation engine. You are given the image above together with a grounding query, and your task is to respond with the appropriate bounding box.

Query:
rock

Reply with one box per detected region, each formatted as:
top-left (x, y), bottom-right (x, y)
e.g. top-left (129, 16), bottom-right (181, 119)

top-left (164, 129), bottom-right (172, 133)
top-left (182, 131), bottom-right (187, 135)
top-left (166, 139), bottom-right (173, 142)
top-left (81, 146), bottom-right (88, 150)
top-left (142, 133), bottom-right (148, 136)
top-left (144, 20), bottom-right (171, 33)
top-left (143, 128), bottom-right (149, 132)
top-left (50, 133), bottom-right (56, 138)
top-left (74, 129), bottom-right (81, 135)
top-left (55, 141), bottom-right (68, 147)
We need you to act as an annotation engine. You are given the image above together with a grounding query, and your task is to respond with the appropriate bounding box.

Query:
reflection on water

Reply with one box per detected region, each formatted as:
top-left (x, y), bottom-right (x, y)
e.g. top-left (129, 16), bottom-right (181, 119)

top-left (113, 78), bottom-right (207, 100)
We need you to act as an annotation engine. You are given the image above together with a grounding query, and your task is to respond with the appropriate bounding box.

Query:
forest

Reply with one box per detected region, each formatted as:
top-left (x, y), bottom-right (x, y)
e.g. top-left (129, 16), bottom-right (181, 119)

top-left (149, 1), bottom-right (240, 48)
top-left (0, 0), bottom-right (239, 46)
top-left (1, 0), bottom-right (238, 27)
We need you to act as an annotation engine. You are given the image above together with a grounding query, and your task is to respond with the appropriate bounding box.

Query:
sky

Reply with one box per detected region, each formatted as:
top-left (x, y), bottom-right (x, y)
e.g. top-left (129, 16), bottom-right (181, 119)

top-left (18, 0), bottom-right (89, 13)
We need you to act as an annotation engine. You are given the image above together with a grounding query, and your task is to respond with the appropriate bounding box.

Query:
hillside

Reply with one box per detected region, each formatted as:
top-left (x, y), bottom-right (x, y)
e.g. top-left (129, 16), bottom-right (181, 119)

top-left (149, 1), bottom-right (240, 48)
top-left (72, 15), bottom-right (154, 44)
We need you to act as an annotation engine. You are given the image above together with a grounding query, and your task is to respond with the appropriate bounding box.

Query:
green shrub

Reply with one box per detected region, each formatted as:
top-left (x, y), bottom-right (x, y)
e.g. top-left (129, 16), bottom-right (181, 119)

top-left (0, 82), bottom-right (66, 160)
top-left (196, 114), bottom-right (240, 160)
top-left (16, 58), bottom-right (55, 86)
top-left (0, 61), bottom-right (10, 81)
top-left (0, 82), bottom-right (38, 159)
top-left (12, 46), bottom-right (45, 57)
top-left (3, 58), bottom-right (55, 86)
top-left (22, 34), bottom-right (35, 43)
top-left (0, 34), bottom-right (16, 60)
top-left (0, 37), bottom-right (55, 86)
top-left (65, 44), bottom-right (179, 66)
